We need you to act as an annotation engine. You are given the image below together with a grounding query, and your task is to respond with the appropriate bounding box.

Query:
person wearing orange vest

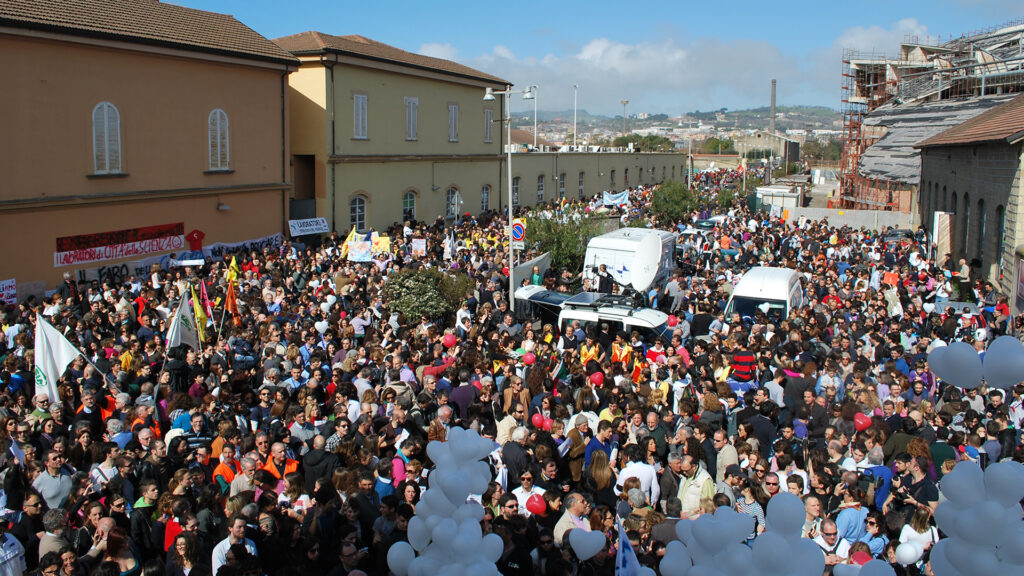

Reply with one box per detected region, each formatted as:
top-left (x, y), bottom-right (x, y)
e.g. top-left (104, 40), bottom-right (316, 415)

top-left (610, 332), bottom-right (633, 370)
top-left (214, 443), bottom-right (239, 494)
top-left (262, 442), bottom-right (299, 492)
top-left (580, 334), bottom-right (604, 367)
top-left (130, 397), bottom-right (162, 439)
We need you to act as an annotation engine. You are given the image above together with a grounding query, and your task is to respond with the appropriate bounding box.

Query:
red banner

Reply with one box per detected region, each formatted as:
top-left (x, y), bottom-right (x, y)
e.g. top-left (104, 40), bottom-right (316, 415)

top-left (56, 223), bottom-right (184, 252)
top-left (54, 223), bottom-right (185, 267)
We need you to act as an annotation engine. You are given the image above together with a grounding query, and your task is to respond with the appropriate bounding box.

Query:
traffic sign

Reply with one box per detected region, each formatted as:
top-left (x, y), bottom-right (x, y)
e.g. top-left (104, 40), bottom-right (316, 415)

top-left (511, 219), bottom-right (526, 241)
top-left (511, 241), bottom-right (525, 250)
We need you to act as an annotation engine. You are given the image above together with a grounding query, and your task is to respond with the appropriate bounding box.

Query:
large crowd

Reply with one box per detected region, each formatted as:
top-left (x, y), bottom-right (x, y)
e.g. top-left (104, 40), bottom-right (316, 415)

top-left (1, 166), bottom-right (1022, 576)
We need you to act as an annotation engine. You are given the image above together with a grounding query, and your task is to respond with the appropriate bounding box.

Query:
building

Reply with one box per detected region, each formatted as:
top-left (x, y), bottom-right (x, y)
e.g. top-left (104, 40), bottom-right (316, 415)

top-left (0, 0), bottom-right (298, 294)
top-left (916, 94), bottom-right (1024, 307)
top-left (275, 31), bottom-right (687, 232)
top-left (839, 20), bottom-right (1024, 212)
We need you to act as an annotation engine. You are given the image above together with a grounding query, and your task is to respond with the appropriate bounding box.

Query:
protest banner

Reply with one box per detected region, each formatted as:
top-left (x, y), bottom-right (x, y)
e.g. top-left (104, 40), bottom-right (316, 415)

top-left (288, 217), bottom-right (330, 237)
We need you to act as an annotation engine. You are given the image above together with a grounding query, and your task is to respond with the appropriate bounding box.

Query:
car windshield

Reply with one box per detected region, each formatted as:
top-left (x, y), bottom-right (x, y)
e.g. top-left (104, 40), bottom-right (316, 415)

top-left (728, 296), bottom-right (787, 324)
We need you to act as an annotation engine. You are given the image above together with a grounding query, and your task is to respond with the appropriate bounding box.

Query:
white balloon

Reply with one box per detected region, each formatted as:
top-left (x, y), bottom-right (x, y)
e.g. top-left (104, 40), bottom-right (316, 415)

top-left (675, 519), bottom-right (695, 546)
top-left (320, 301), bottom-right (331, 314)
top-left (638, 568), bottom-right (656, 576)
top-left (326, 294), bottom-right (337, 306)
top-left (996, 524), bottom-right (1024, 565)
top-left (832, 566), bottom-right (861, 576)
top-left (943, 341), bottom-right (983, 389)
top-left (790, 537), bottom-right (827, 576)
top-left (568, 529), bottom-right (606, 561)
top-left (407, 516), bottom-right (431, 551)
top-left (765, 492), bottom-right (805, 537)
top-left (481, 533), bottom-right (504, 563)
top-left (431, 518), bottom-right (457, 548)
top-left (939, 461), bottom-right (985, 508)
top-left (387, 541), bottom-right (416, 576)
top-left (408, 555), bottom-right (441, 576)
top-left (750, 531), bottom-right (789, 573)
top-left (956, 500), bottom-right (1010, 546)
top-left (860, 560), bottom-right (898, 576)
top-left (895, 541), bottom-right (923, 566)
top-left (984, 461), bottom-right (1024, 507)
top-left (928, 539), bottom-right (961, 576)
top-left (982, 336), bottom-right (1024, 389)
top-left (713, 542), bottom-right (752, 576)
top-left (928, 346), bottom-right (951, 382)
top-left (661, 541), bottom-right (691, 576)
top-left (452, 518), bottom-right (482, 556)
top-left (314, 320), bottom-right (328, 334)
top-left (308, 279), bottom-right (321, 289)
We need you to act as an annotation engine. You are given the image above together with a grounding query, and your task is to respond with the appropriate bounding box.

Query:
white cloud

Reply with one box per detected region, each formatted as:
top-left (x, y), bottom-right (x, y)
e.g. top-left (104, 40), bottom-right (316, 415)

top-left (418, 42), bottom-right (458, 61)
top-left (835, 18), bottom-right (928, 56)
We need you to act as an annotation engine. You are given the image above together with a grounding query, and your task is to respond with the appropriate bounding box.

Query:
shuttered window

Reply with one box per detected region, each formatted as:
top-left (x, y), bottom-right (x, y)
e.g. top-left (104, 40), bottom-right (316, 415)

top-left (92, 102), bottom-right (122, 174)
top-left (354, 94), bottom-right (368, 139)
top-left (208, 109), bottom-right (230, 171)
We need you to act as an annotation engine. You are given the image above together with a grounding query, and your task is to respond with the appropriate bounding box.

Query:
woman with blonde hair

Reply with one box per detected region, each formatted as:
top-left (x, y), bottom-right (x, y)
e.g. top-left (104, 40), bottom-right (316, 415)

top-left (898, 508), bottom-right (938, 551)
top-left (584, 450), bottom-right (618, 509)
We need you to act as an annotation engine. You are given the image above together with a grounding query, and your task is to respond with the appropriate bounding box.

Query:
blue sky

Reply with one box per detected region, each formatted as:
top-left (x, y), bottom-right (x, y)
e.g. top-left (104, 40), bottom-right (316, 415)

top-left (174, 0), bottom-right (1021, 115)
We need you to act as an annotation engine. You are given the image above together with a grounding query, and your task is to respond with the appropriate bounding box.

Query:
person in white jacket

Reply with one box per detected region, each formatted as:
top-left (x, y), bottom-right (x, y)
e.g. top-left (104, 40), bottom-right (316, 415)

top-left (614, 444), bottom-right (660, 505)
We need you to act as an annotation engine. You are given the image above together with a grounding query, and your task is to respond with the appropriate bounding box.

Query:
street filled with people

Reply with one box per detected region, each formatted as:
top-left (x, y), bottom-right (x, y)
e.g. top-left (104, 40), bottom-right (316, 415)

top-left (1, 167), bottom-right (1022, 576)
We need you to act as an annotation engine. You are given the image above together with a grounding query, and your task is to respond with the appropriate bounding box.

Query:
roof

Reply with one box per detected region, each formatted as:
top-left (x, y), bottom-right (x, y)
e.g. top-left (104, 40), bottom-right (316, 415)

top-left (0, 0), bottom-right (297, 66)
top-left (510, 129), bottom-right (554, 148)
top-left (273, 31), bottom-right (507, 84)
top-left (916, 93), bottom-right (1024, 148)
top-left (733, 266), bottom-right (800, 296)
top-left (857, 95), bottom-right (1015, 184)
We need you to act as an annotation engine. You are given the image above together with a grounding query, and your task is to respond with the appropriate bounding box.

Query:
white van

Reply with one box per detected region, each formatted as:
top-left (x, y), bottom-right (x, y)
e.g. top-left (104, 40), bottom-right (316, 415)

top-left (582, 228), bottom-right (676, 291)
top-left (724, 266), bottom-right (804, 324)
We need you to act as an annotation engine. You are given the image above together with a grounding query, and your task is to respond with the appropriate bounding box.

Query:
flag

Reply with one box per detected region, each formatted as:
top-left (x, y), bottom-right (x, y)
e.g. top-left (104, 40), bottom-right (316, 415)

top-left (198, 280), bottom-right (214, 320)
top-left (339, 228), bottom-right (358, 259)
top-left (225, 280), bottom-right (241, 327)
top-left (33, 314), bottom-right (82, 403)
top-left (615, 518), bottom-right (642, 576)
top-left (226, 256), bottom-right (240, 281)
top-left (190, 284), bottom-right (208, 344)
top-left (166, 295), bottom-right (200, 350)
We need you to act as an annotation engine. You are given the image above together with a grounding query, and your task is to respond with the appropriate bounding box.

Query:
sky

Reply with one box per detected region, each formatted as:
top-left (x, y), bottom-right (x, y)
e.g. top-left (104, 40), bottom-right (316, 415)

top-left (174, 0), bottom-right (1021, 116)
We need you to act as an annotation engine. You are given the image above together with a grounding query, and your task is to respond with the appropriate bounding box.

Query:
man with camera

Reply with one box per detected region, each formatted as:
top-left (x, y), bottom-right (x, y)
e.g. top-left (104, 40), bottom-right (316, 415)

top-left (884, 454), bottom-right (938, 520)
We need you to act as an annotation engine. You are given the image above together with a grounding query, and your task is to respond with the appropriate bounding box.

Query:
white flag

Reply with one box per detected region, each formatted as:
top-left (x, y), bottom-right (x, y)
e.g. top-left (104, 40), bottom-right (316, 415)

top-left (166, 297), bottom-right (200, 350)
top-left (615, 518), bottom-right (642, 576)
top-left (34, 314), bottom-right (82, 403)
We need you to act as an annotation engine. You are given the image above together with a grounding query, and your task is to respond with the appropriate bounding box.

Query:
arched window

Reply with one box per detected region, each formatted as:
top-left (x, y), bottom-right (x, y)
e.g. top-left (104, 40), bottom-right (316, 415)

top-left (402, 191), bottom-right (416, 222)
top-left (961, 193), bottom-right (970, 257)
top-left (512, 177), bottom-right (520, 207)
top-left (92, 102), bottom-right (122, 174)
top-left (350, 195), bottom-right (366, 231)
top-left (446, 187), bottom-right (463, 218)
top-left (208, 109), bottom-right (230, 170)
top-left (976, 198), bottom-right (985, 261)
top-left (481, 185), bottom-right (490, 212)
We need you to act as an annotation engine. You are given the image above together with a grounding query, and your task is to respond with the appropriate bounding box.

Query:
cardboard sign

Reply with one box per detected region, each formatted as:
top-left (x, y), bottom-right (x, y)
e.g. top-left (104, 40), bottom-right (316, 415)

top-left (288, 217), bottom-right (330, 237)
top-left (0, 278), bottom-right (15, 305)
top-left (411, 238), bottom-right (427, 257)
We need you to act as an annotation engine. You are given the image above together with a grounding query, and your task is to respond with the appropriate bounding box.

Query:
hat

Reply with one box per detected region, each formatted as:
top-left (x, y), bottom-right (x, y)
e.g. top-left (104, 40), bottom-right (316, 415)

top-left (136, 395), bottom-right (156, 408)
top-left (574, 415), bottom-right (588, 428)
top-left (725, 464), bottom-right (743, 479)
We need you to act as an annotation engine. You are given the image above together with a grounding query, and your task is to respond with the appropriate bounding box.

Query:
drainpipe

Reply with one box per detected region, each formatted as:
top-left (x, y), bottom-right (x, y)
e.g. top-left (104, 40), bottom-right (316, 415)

top-left (322, 55), bottom-right (337, 231)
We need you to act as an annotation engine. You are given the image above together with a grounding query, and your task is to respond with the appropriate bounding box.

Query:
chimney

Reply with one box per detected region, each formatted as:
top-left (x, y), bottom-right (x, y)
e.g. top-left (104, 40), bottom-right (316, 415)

top-left (770, 79), bottom-right (777, 135)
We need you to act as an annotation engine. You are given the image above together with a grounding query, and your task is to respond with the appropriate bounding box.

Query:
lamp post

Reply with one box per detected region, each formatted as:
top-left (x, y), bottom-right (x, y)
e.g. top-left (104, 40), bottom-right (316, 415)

top-left (621, 99), bottom-right (629, 138)
top-left (528, 85), bottom-right (538, 150)
top-left (573, 84), bottom-right (578, 149)
top-left (484, 84), bottom-right (534, 312)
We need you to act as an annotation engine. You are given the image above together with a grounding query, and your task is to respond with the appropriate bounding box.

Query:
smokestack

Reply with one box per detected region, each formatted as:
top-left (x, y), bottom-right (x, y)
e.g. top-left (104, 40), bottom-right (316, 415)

top-left (770, 79), bottom-right (776, 135)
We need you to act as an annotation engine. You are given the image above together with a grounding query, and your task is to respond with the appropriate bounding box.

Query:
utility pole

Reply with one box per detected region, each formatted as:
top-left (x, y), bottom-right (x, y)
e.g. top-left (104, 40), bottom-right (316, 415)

top-left (621, 100), bottom-right (629, 138)
top-left (573, 84), bottom-right (578, 149)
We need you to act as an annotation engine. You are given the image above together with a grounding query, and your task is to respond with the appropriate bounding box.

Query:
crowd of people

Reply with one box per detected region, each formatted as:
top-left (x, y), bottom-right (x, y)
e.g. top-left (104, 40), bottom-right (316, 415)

top-left (1, 167), bottom-right (1022, 576)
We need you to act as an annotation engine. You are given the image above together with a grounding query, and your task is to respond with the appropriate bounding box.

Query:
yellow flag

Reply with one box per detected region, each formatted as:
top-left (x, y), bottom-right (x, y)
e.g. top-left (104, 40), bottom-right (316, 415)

top-left (339, 228), bottom-right (358, 259)
top-left (191, 285), bottom-right (208, 344)
top-left (226, 256), bottom-right (240, 281)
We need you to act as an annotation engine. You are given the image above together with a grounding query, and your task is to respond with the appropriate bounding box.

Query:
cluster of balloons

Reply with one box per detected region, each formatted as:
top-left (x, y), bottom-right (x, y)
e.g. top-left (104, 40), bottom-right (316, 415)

top-left (387, 428), bottom-right (503, 576)
top-left (928, 460), bottom-right (1024, 575)
top-left (313, 292), bottom-right (344, 333)
top-left (530, 412), bottom-right (554, 431)
top-left (659, 493), bottom-right (834, 576)
top-left (928, 336), bottom-right (1024, 390)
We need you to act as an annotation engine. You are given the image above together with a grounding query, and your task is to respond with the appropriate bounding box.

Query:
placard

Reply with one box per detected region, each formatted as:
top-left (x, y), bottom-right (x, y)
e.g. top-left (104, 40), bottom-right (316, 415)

top-left (0, 278), bottom-right (15, 305)
top-left (288, 217), bottom-right (329, 237)
top-left (411, 238), bottom-right (427, 257)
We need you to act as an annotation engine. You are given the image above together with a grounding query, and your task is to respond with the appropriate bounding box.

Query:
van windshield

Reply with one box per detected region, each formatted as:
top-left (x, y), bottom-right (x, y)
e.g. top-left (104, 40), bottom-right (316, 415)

top-left (728, 296), bottom-right (787, 323)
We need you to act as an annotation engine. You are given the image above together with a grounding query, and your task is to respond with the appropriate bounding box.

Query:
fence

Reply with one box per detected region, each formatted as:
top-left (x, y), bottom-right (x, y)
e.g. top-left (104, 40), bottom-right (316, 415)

top-left (782, 206), bottom-right (918, 230)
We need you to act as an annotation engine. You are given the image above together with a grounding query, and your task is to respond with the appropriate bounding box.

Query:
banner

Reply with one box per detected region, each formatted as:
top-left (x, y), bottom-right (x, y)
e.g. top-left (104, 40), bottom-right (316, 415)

top-left (55, 223), bottom-right (185, 267)
top-left (166, 296), bottom-right (200, 350)
top-left (0, 278), bottom-right (15, 306)
top-left (411, 238), bottom-right (427, 257)
top-left (288, 217), bottom-right (330, 237)
top-left (347, 241), bottom-right (372, 262)
top-left (602, 190), bottom-right (629, 206)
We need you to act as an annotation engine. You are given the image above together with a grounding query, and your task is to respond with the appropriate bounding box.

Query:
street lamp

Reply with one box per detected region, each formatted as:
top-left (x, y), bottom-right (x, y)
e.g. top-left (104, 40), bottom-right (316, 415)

top-left (573, 84), bottom-right (578, 149)
top-left (528, 85), bottom-right (539, 150)
top-left (621, 99), bottom-right (629, 138)
top-left (484, 84), bottom-right (534, 312)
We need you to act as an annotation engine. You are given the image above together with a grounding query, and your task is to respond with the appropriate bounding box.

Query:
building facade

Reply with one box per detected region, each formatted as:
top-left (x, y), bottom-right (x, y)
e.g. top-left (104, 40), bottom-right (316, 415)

top-left (0, 0), bottom-right (297, 293)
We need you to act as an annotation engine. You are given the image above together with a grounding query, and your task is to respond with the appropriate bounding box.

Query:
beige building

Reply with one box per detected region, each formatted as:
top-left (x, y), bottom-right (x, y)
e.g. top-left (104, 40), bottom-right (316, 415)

top-left (275, 31), bottom-right (687, 232)
top-left (916, 94), bottom-right (1024, 309)
top-left (0, 0), bottom-right (297, 294)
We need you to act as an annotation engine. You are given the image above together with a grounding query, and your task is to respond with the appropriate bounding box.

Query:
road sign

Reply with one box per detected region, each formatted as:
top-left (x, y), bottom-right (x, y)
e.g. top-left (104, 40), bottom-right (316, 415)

top-left (511, 219), bottom-right (526, 241)
top-left (511, 241), bottom-right (525, 250)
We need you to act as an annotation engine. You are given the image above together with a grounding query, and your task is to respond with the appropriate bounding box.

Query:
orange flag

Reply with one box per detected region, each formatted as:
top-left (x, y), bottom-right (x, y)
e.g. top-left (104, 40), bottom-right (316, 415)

top-left (225, 280), bottom-right (241, 327)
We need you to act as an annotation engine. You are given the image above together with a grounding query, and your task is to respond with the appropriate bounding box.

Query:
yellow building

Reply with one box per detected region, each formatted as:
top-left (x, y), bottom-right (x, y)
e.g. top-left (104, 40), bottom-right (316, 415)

top-left (0, 0), bottom-right (298, 295)
top-left (276, 31), bottom-right (688, 232)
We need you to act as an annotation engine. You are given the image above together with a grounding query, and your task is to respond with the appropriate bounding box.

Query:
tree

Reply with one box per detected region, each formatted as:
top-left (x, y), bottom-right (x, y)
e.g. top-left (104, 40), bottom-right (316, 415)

top-left (526, 211), bottom-right (605, 274)
top-left (383, 268), bottom-right (475, 322)
top-left (650, 180), bottom-right (698, 223)
top-left (612, 134), bottom-right (675, 152)
top-left (717, 187), bottom-right (736, 210)
top-left (699, 137), bottom-right (736, 154)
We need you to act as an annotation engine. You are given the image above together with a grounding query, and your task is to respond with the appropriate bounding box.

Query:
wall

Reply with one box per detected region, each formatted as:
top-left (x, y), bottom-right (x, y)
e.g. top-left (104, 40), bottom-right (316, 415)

top-left (782, 207), bottom-right (918, 230)
top-left (919, 143), bottom-right (1024, 299)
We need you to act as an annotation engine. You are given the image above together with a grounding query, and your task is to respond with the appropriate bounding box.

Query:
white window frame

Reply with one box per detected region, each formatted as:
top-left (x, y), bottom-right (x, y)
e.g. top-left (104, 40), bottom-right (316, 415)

top-left (484, 108), bottom-right (494, 143)
top-left (446, 187), bottom-right (463, 218)
top-left (402, 191), bottom-right (416, 222)
top-left (350, 195), bottom-right (367, 231)
top-left (559, 173), bottom-right (566, 199)
top-left (481, 185), bottom-right (490, 212)
top-left (512, 177), bottom-right (520, 207)
top-left (537, 175), bottom-right (545, 202)
top-left (578, 171), bottom-right (585, 197)
top-left (208, 109), bottom-right (230, 171)
top-left (353, 94), bottom-right (368, 140)
top-left (92, 102), bottom-right (122, 174)
top-left (404, 97), bottom-right (418, 141)
top-left (448, 103), bottom-right (459, 142)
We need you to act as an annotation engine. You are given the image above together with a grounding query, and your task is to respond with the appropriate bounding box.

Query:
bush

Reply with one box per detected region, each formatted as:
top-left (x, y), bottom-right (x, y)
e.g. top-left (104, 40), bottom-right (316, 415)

top-left (526, 212), bottom-right (604, 275)
top-left (383, 268), bottom-right (474, 322)
top-left (650, 180), bottom-right (699, 223)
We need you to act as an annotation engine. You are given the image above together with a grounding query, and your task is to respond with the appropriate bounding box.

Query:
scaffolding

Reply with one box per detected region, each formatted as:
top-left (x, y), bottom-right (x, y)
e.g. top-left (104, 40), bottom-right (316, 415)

top-left (838, 19), bottom-right (1024, 212)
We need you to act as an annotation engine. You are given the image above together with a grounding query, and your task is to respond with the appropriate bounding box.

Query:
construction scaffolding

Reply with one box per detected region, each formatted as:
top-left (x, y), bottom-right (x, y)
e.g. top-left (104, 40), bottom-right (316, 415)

top-left (838, 19), bottom-right (1024, 212)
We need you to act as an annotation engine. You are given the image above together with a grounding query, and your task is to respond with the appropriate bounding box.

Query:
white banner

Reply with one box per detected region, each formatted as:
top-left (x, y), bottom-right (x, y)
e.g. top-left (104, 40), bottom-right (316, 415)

top-left (0, 278), bottom-right (15, 306)
top-left (54, 235), bottom-right (185, 267)
top-left (288, 217), bottom-right (329, 237)
top-left (602, 190), bottom-right (629, 206)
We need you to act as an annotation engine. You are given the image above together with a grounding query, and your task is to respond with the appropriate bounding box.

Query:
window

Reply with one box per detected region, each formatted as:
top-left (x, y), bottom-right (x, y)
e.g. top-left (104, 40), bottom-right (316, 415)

top-left (484, 109), bottom-right (494, 143)
top-left (559, 173), bottom-right (566, 199)
top-left (672, 166), bottom-right (676, 179)
top-left (976, 198), bottom-right (985, 261)
top-left (624, 168), bottom-right (629, 186)
top-left (404, 97), bottom-right (418, 141)
top-left (92, 102), bottom-right (121, 174)
top-left (961, 193), bottom-right (970, 257)
top-left (578, 171), bottom-right (585, 198)
top-left (446, 187), bottom-right (462, 218)
top-left (350, 195), bottom-right (366, 231)
top-left (512, 177), bottom-right (520, 207)
top-left (208, 109), bottom-right (230, 171)
top-left (481, 185), bottom-right (490, 212)
top-left (353, 94), bottom-right (368, 139)
top-left (662, 166), bottom-right (666, 180)
top-left (448, 104), bottom-right (459, 142)
top-left (402, 191), bottom-right (416, 222)
top-left (537, 175), bottom-right (545, 202)
top-left (996, 205), bottom-right (1006, 268)
top-left (943, 186), bottom-right (948, 212)
top-left (610, 170), bottom-right (616, 187)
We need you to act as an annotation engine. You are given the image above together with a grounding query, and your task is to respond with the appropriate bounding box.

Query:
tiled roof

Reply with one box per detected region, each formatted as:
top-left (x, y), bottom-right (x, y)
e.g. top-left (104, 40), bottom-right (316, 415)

top-left (510, 129), bottom-right (553, 148)
top-left (274, 31), bottom-right (507, 85)
top-left (916, 93), bottom-right (1024, 148)
top-left (0, 0), bottom-right (298, 65)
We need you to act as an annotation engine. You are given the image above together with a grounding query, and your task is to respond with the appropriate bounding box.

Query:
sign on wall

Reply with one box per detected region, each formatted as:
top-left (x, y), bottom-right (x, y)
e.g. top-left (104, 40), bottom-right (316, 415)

top-left (288, 217), bottom-right (330, 237)
top-left (55, 223), bottom-right (185, 267)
